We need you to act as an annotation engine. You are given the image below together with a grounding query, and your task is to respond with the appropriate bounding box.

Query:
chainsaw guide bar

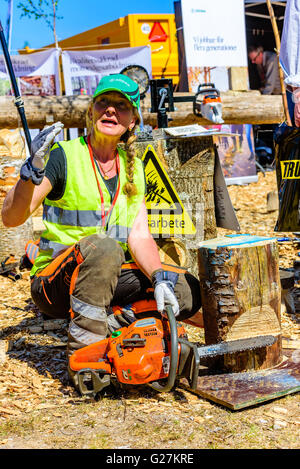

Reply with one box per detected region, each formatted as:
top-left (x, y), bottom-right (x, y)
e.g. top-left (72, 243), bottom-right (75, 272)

top-left (196, 335), bottom-right (277, 359)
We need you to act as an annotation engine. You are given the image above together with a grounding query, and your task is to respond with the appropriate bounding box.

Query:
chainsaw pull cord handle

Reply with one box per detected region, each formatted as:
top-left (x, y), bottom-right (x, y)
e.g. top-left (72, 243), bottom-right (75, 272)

top-left (148, 305), bottom-right (179, 393)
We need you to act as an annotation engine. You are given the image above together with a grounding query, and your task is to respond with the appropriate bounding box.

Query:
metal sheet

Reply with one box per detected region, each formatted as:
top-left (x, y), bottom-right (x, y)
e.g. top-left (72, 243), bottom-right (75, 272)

top-left (180, 350), bottom-right (300, 410)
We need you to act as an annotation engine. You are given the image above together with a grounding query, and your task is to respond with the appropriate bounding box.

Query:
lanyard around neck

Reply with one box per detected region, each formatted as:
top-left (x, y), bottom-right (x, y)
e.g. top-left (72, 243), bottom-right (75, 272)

top-left (87, 135), bottom-right (121, 228)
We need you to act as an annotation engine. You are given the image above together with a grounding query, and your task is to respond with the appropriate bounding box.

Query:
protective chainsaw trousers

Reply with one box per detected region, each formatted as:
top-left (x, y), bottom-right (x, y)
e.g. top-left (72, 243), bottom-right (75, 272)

top-left (30, 234), bottom-right (202, 356)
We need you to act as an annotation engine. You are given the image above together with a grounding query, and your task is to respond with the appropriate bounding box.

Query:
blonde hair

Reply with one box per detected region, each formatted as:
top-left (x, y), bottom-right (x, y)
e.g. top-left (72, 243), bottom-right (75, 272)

top-left (86, 100), bottom-right (141, 198)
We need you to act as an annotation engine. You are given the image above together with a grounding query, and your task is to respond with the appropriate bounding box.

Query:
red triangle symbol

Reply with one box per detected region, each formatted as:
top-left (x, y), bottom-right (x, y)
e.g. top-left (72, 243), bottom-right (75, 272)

top-left (148, 22), bottom-right (168, 42)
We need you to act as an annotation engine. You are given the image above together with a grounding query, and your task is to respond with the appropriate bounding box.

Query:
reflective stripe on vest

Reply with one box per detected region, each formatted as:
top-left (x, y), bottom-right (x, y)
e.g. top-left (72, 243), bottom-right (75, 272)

top-left (43, 205), bottom-right (103, 227)
top-left (43, 205), bottom-right (132, 242)
top-left (39, 238), bottom-right (70, 257)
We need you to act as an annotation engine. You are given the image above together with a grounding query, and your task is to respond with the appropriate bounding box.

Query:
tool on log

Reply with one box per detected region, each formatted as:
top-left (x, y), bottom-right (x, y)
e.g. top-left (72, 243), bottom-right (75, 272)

top-left (194, 83), bottom-right (224, 124)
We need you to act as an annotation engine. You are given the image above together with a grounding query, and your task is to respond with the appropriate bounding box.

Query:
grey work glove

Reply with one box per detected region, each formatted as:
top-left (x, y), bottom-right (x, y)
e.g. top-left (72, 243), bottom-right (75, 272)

top-left (151, 269), bottom-right (180, 317)
top-left (20, 122), bottom-right (64, 185)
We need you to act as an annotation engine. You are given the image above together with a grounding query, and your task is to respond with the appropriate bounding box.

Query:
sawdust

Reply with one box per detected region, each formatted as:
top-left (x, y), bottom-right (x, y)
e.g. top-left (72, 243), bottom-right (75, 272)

top-left (0, 170), bottom-right (299, 449)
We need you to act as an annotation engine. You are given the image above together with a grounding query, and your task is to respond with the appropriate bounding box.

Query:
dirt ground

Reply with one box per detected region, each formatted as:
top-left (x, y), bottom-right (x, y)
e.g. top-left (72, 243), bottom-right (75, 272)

top-left (0, 170), bottom-right (299, 450)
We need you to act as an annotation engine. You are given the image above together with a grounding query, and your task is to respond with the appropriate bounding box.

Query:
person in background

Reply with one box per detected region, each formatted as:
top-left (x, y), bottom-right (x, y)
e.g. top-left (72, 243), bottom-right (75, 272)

top-left (248, 44), bottom-right (281, 95)
top-left (279, 0), bottom-right (300, 127)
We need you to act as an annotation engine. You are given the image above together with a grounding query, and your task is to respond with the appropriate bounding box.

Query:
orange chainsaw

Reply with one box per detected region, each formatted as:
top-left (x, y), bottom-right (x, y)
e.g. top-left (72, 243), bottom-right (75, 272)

top-left (69, 299), bottom-right (276, 397)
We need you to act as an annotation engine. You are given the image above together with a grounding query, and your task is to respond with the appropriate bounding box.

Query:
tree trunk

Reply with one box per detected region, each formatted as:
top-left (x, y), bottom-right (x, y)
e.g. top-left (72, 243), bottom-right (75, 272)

top-left (198, 234), bottom-right (282, 372)
top-left (0, 91), bottom-right (285, 129)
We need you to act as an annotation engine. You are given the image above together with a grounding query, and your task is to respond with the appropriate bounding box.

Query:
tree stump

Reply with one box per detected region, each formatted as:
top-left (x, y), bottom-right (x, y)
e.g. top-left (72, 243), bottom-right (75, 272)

top-left (198, 234), bottom-right (282, 372)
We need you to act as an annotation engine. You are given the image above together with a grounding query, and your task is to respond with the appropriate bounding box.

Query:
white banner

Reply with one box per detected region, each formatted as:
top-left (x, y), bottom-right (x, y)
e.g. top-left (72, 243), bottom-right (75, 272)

top-left (0, 49), bottom-right (61, 96)
top-left (181, 0), bottom-right (248, 68)
top-left (62, 46), bottom-right (152, 96)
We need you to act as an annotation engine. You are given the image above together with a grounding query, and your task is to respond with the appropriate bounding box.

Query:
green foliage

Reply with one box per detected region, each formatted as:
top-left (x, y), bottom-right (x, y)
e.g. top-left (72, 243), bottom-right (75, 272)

top-left (17, 0), bottom-right (62, 32)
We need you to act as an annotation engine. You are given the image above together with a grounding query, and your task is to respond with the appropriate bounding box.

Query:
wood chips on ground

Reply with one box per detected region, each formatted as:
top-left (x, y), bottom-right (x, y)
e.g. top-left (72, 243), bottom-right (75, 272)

top-left (0, 170), bottom-right (299, 449)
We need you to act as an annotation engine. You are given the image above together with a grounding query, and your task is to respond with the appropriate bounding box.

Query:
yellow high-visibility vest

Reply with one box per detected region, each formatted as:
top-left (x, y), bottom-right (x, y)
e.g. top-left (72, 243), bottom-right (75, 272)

top-left (31, 136), bottom-right (145, 276)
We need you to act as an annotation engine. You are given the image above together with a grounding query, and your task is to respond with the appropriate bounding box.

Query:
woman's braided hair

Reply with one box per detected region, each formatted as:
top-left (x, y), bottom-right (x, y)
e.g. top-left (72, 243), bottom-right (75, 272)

top-left (120, 107), bottom-right (140, 197)
top-left (86, 101), bottom-right (141, 198)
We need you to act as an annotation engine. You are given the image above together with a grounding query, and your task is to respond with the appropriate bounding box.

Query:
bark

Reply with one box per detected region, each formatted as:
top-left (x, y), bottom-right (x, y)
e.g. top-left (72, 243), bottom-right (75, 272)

top-left (198, 235), bottom-right (282, 372)
top-left (0, 91), bottom-right (285, 129)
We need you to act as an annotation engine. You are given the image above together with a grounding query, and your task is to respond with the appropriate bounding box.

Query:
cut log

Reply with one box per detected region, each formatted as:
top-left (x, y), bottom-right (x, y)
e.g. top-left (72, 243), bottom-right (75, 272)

top-left (267, 190), bottom-right (279, 212)
top-left (228, 67), bottom-right (249, 91)
top-left (279, 269), bottom-right (296, 315)
top-left (198, 234), bottom-right (282, 372)
top-left (0, 91), bottom-right (285, 129)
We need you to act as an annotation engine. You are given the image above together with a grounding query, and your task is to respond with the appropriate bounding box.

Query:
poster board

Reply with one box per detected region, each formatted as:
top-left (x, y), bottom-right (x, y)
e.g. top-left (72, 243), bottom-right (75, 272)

top-left (181, 0), bottom-right (247, 70)
top-left (0, 49), bottom-right (61, 96)
top-left (213, 124), bottom-right (258, 185)
top-left (62, 46), bottom-right (152, 96)
top-left (181, 0), bottom-right (247, 92)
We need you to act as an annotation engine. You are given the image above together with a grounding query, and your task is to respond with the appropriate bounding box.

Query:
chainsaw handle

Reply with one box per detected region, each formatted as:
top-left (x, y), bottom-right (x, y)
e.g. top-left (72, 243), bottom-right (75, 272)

top-left (197, 83), bottom-right (220, 96)
top-left (148, 305), bottom-right (179, 393)
top-left (198, 82), bottom-right (215, 90)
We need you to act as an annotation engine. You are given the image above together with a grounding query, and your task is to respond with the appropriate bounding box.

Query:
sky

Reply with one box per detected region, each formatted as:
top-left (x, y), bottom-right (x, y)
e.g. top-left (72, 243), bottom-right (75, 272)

top-left (0, 0), bottom-right (175, 53)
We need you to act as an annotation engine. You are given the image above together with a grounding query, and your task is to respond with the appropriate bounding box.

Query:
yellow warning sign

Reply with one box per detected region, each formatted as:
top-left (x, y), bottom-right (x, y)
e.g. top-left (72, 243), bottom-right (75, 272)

top-left (142, 144), bottom-right (196, 236)
top-left (280, 160), bottom-right (300, 179)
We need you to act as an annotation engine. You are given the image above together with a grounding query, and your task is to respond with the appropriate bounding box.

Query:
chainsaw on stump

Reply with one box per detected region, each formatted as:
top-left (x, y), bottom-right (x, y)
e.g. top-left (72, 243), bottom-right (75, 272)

top-left (193, 83), bottom-right (224, 124)
top-left (69, 299), bottom-right (276, 397)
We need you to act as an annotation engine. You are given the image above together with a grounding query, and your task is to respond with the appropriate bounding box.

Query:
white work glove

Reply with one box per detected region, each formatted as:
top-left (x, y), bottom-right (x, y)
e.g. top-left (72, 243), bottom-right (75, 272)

top-left (31, 121), bottom-right (64, 169)
top-left (151, 269), bottom-right (180, 317)
top-left (20, 122), bottom-right (64, 185)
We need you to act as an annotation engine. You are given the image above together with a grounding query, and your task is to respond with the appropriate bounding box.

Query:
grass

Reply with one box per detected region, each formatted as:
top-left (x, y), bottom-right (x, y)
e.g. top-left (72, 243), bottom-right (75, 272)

top-left (0, 416), bottom-right (37, 439)
top-left (89, 432), bottom-right (111, 449)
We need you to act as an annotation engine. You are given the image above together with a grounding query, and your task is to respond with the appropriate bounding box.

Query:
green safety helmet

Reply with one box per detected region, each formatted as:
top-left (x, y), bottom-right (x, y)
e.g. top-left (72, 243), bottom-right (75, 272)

top-left (93, 74), bottom-right (140, 109)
